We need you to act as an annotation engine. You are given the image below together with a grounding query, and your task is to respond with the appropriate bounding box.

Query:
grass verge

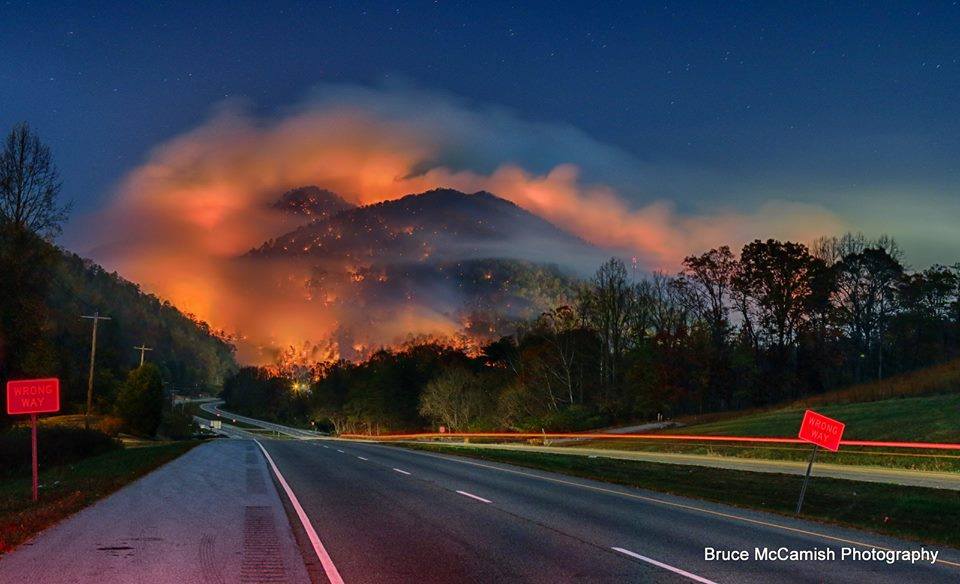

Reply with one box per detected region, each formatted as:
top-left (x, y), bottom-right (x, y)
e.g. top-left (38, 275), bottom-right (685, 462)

top-left (405, 443), bottom-right (960, 548)
top-left (573, 438), bottom-right (960, 473)
top-left (668, 394), bottom-right (960, 442)
top-left (0, 441), bottom-right (200, 555)
top-left (561, 393), bottom-right (960, 472)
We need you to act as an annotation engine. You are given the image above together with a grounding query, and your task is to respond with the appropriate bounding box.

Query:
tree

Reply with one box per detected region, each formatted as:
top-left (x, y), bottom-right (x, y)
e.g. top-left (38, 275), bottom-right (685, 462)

top-left (115, 364), bottom-right (164, 437)
top-left (734, 240), bottom-right (824, 350)
top-left (733, 240), bottom-right (826, 402)
top-left (419, 367), bottom-right (492, 431)
top-left (832, 247), bottom-right (904, 380)
top-left (0, 123), bottom-right (69, 237)
top-left (0, 124), bottom-right (67, 392)
top-left (682, 246), bottom-right (736, 347)
top-left (578, 258), bottom-right (635, 404)
top-left (310, 360), bottom-right (354, 434)
top-left (531, 306), bottom-right (584, 406)
top-left (682, 246), bottom-right (738, 407)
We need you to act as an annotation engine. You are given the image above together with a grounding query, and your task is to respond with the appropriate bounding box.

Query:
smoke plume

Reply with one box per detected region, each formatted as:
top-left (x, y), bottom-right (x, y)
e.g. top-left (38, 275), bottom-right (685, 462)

top-left (71, 84), bottom-right (843, 363)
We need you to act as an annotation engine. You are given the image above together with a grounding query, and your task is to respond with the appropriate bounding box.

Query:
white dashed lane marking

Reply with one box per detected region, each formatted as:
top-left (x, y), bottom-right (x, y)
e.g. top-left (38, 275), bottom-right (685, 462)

top-left (456, 490), bottom-right (492, 504)
top-left (612, 547), bottom-right (716, 584)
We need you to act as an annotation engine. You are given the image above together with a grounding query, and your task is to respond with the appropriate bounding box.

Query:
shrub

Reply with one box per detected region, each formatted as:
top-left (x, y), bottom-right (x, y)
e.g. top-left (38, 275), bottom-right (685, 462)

top-left (0, 426), bottom-right (120, 478)
top-left (158, 408), bottom-right (198, 440)
top-left (115, 364), bottom-right (164, 437)
top-left (95, 416), bottom-right (125, 437)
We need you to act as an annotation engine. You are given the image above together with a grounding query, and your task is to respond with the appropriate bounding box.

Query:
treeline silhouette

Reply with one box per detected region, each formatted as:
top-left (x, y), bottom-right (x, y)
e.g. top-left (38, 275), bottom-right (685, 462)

top-left (223, 234), bottom-right (959, 433)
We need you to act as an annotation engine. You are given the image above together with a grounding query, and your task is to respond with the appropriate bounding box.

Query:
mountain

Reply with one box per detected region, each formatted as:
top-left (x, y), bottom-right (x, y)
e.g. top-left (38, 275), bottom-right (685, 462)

top-left (237, 188), bottom-right (602, 357)
top-left (272, 186), bottom-right (355, 221)
top-left (253, 188), bottom-right (595, 264)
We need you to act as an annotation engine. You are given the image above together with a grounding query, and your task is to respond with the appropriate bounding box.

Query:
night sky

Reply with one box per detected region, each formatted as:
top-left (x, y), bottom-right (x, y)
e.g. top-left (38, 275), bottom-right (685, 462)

top-left (2, 1), bottom-right (959, 265)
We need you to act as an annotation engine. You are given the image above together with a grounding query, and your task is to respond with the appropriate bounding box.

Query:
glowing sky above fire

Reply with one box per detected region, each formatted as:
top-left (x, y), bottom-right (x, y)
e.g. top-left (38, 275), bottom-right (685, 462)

top-left (3, 2), bottom-right (959, 266)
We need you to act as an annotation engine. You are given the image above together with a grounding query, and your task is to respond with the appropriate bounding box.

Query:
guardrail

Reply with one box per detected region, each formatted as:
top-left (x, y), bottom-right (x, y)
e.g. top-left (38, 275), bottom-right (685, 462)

top-left (199, 401), bottom-right (323, 440)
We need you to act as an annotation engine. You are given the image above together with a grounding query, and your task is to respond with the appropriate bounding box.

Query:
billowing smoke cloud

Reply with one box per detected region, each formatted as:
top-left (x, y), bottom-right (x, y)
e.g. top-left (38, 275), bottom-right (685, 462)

top-left (70, 83), bottom-right (843, 363)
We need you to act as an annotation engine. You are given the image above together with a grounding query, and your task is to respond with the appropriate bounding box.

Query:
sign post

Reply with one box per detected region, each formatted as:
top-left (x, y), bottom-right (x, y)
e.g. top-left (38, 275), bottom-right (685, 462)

top-left (6, 378), bottom-right (61, 501)
top-left (795, 409), bottom-right (845, 515)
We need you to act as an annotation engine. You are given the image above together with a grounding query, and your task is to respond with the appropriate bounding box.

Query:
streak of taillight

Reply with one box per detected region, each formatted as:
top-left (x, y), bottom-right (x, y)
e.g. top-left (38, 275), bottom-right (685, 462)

top-left (338, 432), bottom-right (960, 450)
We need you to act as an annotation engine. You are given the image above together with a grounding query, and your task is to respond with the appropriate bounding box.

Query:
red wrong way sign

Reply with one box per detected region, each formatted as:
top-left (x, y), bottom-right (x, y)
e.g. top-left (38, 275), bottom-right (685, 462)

top-left (798, 409), bottom-right (845, 452)
top-left (6, 378), bottom-right (61, 415)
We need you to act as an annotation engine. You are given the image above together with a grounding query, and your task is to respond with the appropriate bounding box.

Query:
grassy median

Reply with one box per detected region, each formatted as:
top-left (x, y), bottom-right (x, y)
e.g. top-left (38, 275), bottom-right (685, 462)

top-left (0, 441), bottom-right (200, 555)
top-left (406, 443), bottom-right (960, 548)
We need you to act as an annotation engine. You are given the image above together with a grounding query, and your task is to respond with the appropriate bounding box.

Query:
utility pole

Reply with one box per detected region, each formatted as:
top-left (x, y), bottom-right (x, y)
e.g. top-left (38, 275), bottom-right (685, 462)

top-left (81, 311), bottom-right (111, 428)
top-left (134, 344), bottom-right (153, 367)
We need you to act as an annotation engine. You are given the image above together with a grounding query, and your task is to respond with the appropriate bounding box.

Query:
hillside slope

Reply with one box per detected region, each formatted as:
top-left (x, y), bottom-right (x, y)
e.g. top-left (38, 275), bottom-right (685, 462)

top-left (672, 358), bottom-right (960, 441)
top-left (1, 230), bottom-right (236, 418)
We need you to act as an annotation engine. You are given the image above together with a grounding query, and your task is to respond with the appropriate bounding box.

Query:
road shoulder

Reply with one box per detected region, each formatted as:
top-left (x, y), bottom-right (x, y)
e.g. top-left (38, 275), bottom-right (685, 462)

top-left (0, 439), bottom-right (310, 584)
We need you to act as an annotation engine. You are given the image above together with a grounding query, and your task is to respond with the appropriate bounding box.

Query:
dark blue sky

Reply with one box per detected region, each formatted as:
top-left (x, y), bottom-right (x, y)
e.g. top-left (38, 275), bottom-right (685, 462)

top-left (2, 1), bottom-right (959, 263)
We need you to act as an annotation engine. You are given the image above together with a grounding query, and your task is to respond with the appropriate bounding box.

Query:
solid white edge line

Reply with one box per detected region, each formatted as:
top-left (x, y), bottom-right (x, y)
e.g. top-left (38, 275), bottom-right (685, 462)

top-left (612, 547), bottom-right (716, 584)
top-left (393, 468), bottom-right (411, 475)
top-left (456, 490), bottom-right (492, 504)
top-left (255, 440), bottom-right (346, 584)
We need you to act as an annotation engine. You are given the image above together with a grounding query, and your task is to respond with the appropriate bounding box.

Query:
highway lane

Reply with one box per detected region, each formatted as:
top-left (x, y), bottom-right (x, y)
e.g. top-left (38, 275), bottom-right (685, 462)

top-left (259, 438), bottom-right (960, 584)
top-left (411, 442), bottom-right (960, 491)
top-left (204, 401), bottom-right (960, 490)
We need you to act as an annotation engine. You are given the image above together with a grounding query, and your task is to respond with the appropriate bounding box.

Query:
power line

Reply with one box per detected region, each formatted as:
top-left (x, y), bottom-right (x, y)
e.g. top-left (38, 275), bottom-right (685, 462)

top-left (134, 344), bottom-right (153, 367)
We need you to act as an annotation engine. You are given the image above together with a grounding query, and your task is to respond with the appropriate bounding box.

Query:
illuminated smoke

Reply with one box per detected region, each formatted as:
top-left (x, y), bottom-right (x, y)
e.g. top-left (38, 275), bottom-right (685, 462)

top-left (70, 84), bottom-right (844, 363)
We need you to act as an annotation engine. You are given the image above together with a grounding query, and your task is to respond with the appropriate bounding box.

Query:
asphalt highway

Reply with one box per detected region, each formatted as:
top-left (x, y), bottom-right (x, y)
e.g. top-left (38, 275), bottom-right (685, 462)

top-left (203, 401), bottom-right (960, 491)
top-left (259, 438), bottom-right (960, 584)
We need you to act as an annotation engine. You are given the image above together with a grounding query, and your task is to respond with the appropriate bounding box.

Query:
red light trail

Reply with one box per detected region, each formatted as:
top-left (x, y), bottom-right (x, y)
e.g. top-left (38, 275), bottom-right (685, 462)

top-left (339, 431), bottom-right (960, 451)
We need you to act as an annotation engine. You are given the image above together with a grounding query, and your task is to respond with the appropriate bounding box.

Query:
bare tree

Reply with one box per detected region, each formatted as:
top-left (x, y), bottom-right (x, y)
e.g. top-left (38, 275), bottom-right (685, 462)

top-left (812, 232), bottom-right (903, 267)
top-left (534, 306), bottom-right (581, 406)
top-left (419, 367), bottom-right (491, 431)
top-left (0, 123), bottom-right (69, 236)
top-left (578, 258), bottom-right (634, 398)
top-left (682, 246), bottom-right (736, 346)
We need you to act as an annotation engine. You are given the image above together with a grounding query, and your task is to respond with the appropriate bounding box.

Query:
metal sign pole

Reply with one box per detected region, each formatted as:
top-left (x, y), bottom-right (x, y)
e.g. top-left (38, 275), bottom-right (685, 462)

top-left (795, 444), bottom-right (818, 515)
top-left (31, 413), bottom-right (38, 502)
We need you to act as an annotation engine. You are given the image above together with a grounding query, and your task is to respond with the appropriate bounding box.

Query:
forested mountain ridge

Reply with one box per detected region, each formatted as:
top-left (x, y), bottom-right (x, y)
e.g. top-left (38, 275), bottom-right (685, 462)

top-left (234, 188), bottom-right (596, 357)
top-left (271, 185), bottom-right (356, 220)
top-left (251, 188), bottom-right (596, 263)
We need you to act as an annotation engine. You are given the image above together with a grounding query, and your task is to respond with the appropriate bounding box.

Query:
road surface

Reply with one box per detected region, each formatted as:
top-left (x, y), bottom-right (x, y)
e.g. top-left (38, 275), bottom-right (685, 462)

top-left (205, 401), bottom-right (960, 491)
top-left (0, 440), bottom-right (309, 584)
top-left (415, 442), bottom-right (960, 491)
top-left (200, 400), bottom-right (322, 440)
top-left (259, 437), bottom-right (960, 583)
